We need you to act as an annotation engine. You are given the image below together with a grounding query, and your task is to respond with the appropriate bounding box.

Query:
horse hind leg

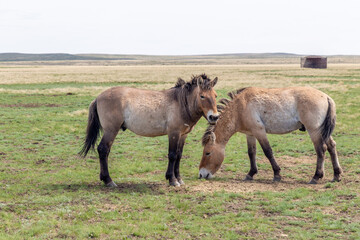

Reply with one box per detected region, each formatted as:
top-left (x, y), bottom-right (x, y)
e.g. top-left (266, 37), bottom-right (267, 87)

top-left (308, 132), bottom-right (327, 184)
top-left (98, 130), bottom-right (119, 187)
top-left (326, 136), bottom-right (342, 182)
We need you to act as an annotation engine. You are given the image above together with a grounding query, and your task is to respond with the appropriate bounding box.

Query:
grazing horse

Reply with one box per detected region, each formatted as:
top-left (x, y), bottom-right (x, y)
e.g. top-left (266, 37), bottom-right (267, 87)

top-left (199, 87), bottom-right (342, 184)
top-left (80, 74), bottom-right (219, 187)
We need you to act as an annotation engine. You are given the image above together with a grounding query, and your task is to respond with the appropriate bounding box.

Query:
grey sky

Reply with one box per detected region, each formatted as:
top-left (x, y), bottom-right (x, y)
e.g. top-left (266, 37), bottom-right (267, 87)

top-left (1, 0), bottom-right (360, 55)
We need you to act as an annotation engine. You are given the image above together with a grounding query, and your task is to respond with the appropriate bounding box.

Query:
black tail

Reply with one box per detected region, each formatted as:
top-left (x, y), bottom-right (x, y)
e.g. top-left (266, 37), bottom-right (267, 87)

top-left (79, 99), bottom-right (102, 157)
top-left (319, 97), bottom-right (336, 142)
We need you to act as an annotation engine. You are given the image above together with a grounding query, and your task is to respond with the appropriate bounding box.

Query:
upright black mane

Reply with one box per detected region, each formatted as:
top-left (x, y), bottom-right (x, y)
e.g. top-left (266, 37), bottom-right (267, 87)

top-left (217, 88), bottom-right (247, 113)
top-left (202, 87), bottom-right (247, 146)
top-left (173, 74), bottom-right (213, 91)
top-left (202, 124), bottom-right (216, 146)
top-left (171, 74), bottom-right (215, 122)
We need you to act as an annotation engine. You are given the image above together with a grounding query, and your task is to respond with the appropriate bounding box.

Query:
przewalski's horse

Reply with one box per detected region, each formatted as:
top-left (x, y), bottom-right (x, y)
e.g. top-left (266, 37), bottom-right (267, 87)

top-left (80, 74), bottom-right (219, 187)
top-left (199, 87), bottom-right (342, 184)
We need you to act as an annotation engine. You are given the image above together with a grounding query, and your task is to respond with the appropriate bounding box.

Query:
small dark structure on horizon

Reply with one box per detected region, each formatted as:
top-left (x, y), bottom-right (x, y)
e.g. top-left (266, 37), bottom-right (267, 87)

top-left (301, 56), bottom-right (327, 69)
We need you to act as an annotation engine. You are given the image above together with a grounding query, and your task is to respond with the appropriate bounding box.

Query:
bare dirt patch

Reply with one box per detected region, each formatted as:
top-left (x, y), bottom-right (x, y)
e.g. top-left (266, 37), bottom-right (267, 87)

top-left (277, 155), bottom-right (315, 165)
top-left (105, 155), bottom-right (348, 195)
top-left (191, 179), bottom-right (315, 194)
top-left (189, 155), bottom-right (338, 194)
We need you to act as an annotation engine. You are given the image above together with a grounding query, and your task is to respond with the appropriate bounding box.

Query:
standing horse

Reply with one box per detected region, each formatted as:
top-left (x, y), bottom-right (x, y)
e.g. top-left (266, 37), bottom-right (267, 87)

top-left (80, 74), bottom-right (219, 187)
top-left (199, 87), bottom-right (342, 184)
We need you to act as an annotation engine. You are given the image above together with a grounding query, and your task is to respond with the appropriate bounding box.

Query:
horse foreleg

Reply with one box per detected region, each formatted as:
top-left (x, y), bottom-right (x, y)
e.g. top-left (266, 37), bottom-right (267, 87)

top-left (256, 134), bottom-right (281, 182)
top-left (326, 137), bottom-right (342, 182)
top-left (166, 132), bottom-right (181, 186)
top-left (98, 130), bottom-right (118, 187)
top-left (174, 134), bottom-right (187, 185)
top-left (244, 135), bottom-right (258, 181)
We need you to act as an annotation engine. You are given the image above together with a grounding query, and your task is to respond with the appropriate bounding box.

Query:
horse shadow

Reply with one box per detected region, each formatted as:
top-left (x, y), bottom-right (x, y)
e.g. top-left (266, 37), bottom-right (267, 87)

top-left (43, 182), bottom-right (165, 195)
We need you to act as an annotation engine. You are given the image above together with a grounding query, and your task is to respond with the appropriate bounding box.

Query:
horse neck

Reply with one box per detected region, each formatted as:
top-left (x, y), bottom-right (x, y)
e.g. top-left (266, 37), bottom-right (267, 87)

top-left (214, 103), bottom-right (237, 145)
top-left (180, 88), bottom-right (202, 124)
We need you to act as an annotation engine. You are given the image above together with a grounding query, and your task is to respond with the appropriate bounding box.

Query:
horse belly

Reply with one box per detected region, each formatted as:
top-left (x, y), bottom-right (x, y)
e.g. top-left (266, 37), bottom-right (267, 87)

top-left (262, 109), bottom-right (302, 134)
top-left (124, 108), bottom-right (168, 137)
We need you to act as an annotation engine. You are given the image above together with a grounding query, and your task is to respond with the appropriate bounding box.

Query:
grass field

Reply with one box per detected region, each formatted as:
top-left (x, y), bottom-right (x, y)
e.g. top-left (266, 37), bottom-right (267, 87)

top-left (0, 62), bottom-right (359, 239)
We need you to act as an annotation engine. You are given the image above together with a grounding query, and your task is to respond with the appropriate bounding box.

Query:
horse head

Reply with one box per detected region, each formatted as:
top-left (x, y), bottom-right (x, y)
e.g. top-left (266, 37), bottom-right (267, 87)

top-left (193, 74), bottom-right (219, 124)
top-left (198, 125), bottom-right (225, 179)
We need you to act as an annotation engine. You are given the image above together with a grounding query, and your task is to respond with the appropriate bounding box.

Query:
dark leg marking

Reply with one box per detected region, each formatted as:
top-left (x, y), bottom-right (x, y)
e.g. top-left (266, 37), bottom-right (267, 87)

top-left (244, 135), bottom-right (258, 181)
top-left (98, 140), bottom-right (113, 186)
top-left (174, 134), bottom-right (187, 185)
top-left (166, 133), bottom-right (181, 186)
top-left (326, 137), bottom-right (342, 182)
top-left (309, 141), bottom-right (326, 184)
top-left (98, 131), bottom-right (118, 187)
top-left (257, 137), bottom-right (281, 182)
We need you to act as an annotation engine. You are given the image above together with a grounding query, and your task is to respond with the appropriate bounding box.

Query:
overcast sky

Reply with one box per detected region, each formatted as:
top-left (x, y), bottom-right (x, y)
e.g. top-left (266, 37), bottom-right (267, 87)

top-left (1, 0), bottom-right (360, 55)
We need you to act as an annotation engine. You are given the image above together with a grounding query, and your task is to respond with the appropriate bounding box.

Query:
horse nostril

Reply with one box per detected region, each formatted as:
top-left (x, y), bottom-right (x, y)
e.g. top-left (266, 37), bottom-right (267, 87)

top-left (209, 115), bottom-right (219, 122)
top-left (199, 174), bottom-right (202, 179)
top-left (206, 173), bottom-right (210, 179)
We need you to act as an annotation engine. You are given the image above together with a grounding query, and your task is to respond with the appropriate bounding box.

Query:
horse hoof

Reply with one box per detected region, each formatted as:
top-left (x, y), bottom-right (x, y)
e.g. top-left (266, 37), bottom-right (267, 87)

top-left (308, 179), bottom-right (318, 184)
top-left (331, 178), bottom-right (341, 183)
top-left (177, 179), bottom-right (185, 185)
top-left (106, 181), bottom-right (118, 187)
top-left (243, 175), bottom-right (253, 181)
top-left (169, 180), bottom-right (180, 187)
top-left (273, 176), bottom-right (281, 182)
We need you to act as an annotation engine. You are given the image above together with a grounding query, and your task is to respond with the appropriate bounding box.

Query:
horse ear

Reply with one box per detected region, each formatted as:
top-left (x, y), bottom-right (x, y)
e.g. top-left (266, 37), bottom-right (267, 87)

top-left (196, 77), bottom-right (203, 86)
top-left (211, 77), bottom-right (218, 87)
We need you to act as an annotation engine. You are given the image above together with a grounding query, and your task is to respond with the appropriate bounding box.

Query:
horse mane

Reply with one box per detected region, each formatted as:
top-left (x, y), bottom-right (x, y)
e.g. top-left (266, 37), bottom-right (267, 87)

top-left (169, 74), bottom-right (216, 122)
top-left (202, 87), bottom-right (247, 146)
top-left (174, 78), bottom-right (186, 88)
top-left (173, 74), bottom-right (213, 91)
top-left (202, 124), bottom-right (216, 146)
top-left (217, 88), bottom-right (247, 113)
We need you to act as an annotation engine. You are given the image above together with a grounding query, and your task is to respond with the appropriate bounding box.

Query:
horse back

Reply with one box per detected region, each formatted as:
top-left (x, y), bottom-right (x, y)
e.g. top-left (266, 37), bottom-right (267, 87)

top-left (96, 86), bottom-right (181, 137)
top-left (238, 87), bottom-right (333, 134)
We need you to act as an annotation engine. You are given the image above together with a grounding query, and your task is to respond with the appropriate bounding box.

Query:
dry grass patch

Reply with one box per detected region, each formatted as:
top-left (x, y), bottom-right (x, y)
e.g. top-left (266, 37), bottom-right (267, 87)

top-left (0, 86), bottom-right (109, 96)
top-left (1, 63), bottom-right (359, 92)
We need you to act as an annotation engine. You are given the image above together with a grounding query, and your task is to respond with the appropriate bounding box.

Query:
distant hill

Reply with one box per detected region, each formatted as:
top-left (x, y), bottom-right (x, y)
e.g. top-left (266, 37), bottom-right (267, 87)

top-left (78, 52), bottom-right (301, 59)
top-left (0, 53), bottom-right (134, 61)
top-left (0, 52), bottom-right (300, 62)
top-left (1, 52), bottom-right (358, 65)
top-left (0, 53), bottom-right (91, 61)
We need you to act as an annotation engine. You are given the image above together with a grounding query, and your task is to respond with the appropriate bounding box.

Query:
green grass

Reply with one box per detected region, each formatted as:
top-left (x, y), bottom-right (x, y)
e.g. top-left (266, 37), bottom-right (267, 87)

top-left (0, 64), bottom-right (359, 239)
top-left (0, 81), bottom-right (165, 90)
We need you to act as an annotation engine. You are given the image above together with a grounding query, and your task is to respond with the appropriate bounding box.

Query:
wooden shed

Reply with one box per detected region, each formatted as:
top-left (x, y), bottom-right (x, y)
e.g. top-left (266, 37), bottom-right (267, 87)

top-left (300, 56), bottom-right (327, 69)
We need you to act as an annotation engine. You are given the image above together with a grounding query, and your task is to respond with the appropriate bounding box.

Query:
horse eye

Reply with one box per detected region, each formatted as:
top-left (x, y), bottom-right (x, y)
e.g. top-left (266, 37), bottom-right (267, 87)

top-left (205, 152), bottom-right (211, 156)
top-left (200, 95), bottom-right (205, 99)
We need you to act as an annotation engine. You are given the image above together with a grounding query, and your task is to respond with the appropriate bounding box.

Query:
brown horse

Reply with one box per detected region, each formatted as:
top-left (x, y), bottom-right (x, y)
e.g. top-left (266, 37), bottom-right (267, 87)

top-left (80, 74), bottom-right (219, 187)
top-left (199, 87), bottom-right (342, 184)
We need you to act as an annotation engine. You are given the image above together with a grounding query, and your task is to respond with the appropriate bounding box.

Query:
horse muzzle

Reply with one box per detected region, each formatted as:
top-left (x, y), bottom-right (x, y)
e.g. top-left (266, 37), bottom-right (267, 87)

top-left (198, 168), bottom-right (214, 179)
top-left (207, 111), bottom-right (219, 125)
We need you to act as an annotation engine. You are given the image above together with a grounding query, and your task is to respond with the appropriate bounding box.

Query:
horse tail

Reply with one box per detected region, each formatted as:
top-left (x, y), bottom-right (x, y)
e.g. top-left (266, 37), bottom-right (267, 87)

top-left (319, 97), bottom-right (336, 142)
top-left (79, 99), bottom-right (102, 157)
